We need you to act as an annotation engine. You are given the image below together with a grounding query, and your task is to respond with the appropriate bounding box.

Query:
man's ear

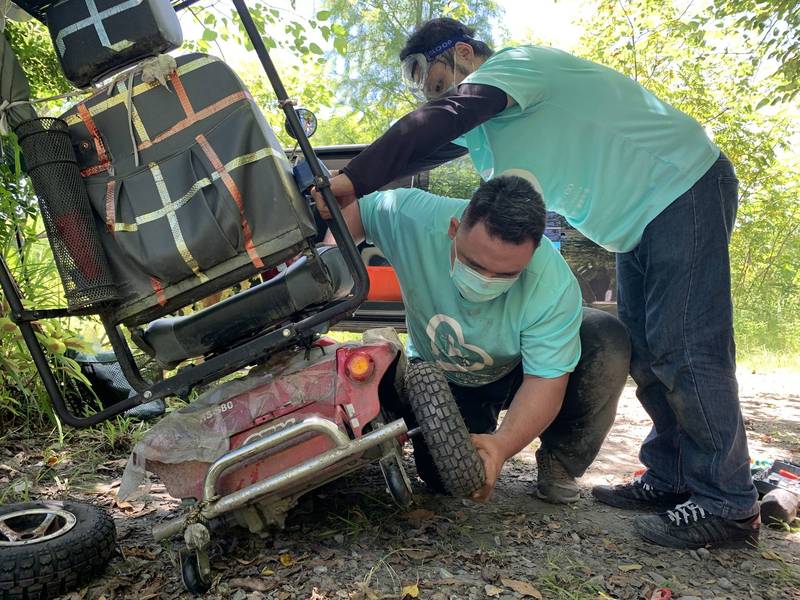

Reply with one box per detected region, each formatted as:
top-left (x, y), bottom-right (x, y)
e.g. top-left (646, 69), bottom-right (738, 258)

top-left (448, 217), bottom-right (459, 240)
top-left (454, 41), bottom-right (474, 63)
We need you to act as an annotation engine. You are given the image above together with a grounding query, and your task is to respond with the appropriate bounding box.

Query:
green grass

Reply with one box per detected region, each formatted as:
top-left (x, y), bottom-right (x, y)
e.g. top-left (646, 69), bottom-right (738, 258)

top-left (327, 330), bottom-right (409, 345)
top-left (326, 330), bottom-right (363, 344)
top-left (534, 552), bottom-right (605, 600)
top-left (737, 348), bottom-right (800, 372)
top-left (753, 545), bottom-right (800, 591)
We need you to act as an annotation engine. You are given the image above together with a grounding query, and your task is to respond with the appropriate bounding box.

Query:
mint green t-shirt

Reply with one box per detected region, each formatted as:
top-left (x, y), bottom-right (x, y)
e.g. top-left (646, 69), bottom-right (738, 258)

top-left (359, 187), bottom-right (582, 387)
top-left (459, 45), bottom-right (720, 252)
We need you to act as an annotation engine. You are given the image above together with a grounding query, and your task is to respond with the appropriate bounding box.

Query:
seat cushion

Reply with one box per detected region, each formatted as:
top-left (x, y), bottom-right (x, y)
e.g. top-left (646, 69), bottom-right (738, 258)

top-left (137, 246), bottom-right (352, 366)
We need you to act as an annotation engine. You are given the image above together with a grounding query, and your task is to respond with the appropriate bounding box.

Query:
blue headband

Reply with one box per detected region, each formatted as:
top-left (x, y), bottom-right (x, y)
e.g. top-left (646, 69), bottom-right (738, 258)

top-left (423, 34), bottom-right (472, 62)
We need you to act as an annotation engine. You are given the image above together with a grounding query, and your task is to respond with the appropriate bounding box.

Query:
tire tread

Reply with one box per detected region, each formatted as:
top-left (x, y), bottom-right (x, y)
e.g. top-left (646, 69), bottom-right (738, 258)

top-left (405, 362), bottom-right (485, 496)
top-left (0, 501), bottom-right (116, 600)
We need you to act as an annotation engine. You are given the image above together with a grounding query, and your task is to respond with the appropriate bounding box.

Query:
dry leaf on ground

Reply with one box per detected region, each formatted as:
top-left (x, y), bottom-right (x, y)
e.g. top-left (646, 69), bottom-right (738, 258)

top-left (402, 508), bottom-right (436, 524)
top-left (500, 578), bottom-right (543, 599)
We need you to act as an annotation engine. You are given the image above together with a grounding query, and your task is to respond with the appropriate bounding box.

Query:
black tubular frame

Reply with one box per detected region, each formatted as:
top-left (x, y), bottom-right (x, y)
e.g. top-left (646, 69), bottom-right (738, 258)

top-left (0, 0), bottom-right (369, 427)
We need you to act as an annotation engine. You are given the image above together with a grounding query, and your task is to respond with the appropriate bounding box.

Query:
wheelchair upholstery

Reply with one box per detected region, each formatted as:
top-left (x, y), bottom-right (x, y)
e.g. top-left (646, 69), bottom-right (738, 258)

top-left (135, 246), bottom-right (353, 367)
top-left (41, 0), bottom-right (353, 365)
top-left (47, 0), bottom-right (329, 328)
top-left (59, 50), bottom-right (318, 322)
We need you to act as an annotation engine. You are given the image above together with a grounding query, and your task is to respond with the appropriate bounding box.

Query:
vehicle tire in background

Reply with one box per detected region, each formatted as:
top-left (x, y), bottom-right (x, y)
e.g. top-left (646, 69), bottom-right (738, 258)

top-left (405, 361), bottom-right (485, 497)
top-left (0, 500), bottom-right (116, 600)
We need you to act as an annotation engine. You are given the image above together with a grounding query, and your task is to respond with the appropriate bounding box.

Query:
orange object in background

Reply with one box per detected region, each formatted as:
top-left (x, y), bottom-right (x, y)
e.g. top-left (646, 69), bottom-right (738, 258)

top-left (367, 266), bottom-right (402, 301)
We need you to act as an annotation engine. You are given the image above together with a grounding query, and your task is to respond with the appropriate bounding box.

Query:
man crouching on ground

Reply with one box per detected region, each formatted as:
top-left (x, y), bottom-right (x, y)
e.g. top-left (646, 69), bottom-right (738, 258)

top-left (319, 175), bottom-right (631, 502)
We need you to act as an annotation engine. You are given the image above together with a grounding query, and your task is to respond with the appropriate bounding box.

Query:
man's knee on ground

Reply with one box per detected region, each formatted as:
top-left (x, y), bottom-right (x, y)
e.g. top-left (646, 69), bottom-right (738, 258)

top-left (580, 307), bottom-right (631, 375)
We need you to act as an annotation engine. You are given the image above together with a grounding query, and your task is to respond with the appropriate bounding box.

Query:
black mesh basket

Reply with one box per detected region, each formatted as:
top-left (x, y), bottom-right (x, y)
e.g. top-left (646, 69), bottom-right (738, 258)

top-left (15, 117), bottom-right (118, 310)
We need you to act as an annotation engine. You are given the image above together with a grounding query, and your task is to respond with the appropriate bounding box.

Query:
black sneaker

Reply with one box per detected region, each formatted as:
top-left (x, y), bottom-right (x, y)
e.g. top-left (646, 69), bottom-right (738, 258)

top-left (634, 501), bottom-right (760, 549)
top-left (592, 478), bottom-right (690, 511)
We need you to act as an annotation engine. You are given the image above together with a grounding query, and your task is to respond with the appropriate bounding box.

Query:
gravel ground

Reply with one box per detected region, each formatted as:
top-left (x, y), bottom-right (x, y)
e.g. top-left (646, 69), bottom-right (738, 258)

top-left (1, 369), bottom-right (798, 600)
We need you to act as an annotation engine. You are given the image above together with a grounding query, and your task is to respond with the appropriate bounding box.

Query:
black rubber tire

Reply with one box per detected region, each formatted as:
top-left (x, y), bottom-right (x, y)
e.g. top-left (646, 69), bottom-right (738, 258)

top-left (0, 500), bottom-right (116, 600)
top-left (381, 456), bottom-right (414, 508)
top-left (180, 550), bottom-right (212, 595)
top-left (405, 361), bottom-right (486, 497)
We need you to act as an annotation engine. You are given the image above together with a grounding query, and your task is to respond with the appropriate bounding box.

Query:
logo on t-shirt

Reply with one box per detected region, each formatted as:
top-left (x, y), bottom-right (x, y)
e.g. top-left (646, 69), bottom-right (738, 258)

top-left (425, 314), bottom-right (493, 373)
top-left (500, 168), bottom-right (544, 197)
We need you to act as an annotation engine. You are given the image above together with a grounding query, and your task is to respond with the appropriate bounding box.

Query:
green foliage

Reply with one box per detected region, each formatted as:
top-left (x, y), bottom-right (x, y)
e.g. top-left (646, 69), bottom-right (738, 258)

top-left (428, 155), bottom-right (481, 198)
top-left (702, 0), bottom-right (800, 106)
top-left (573, 0), bottom-right (800, 353)
top-left (0, 145), bottom-right (95, 429)
top-left (0, 24), bottom-right (91, 429)
top-left (4, 21), bottom-right (71, 98)
top-left (183, 1), bottom-right (348, 63)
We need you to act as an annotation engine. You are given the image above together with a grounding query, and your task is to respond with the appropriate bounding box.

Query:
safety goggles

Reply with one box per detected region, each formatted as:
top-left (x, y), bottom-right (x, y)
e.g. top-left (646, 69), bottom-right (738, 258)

top-left (401, 34), bottom-right (471, 102)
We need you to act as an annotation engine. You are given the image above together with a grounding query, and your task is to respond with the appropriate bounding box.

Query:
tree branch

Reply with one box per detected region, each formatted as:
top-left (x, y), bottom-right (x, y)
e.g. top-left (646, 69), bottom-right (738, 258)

top-left (617, 0), bottom-right (638, 81)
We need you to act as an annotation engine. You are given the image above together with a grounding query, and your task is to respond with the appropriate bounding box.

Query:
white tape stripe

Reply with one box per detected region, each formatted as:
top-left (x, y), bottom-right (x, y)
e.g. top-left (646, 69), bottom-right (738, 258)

top-left (150, 162), bottom-right (209, 283)
top-left (86, 0), bottom-right (110, 48)
top-left (65, 56), bottom-right (217, 126)
top-left (115, 148), bottom-right (277, 230)
top-left (55, 0), bottom-right (144, 56)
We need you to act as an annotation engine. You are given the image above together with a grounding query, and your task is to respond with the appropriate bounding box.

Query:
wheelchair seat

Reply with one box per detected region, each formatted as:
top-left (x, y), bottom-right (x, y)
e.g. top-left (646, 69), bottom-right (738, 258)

top-left (136, 246), bottom-right (352, 367)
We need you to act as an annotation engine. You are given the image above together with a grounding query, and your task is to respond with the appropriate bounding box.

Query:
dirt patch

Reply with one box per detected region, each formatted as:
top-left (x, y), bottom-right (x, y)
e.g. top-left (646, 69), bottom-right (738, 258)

top-left (1, 370), bottom-right (798, 600)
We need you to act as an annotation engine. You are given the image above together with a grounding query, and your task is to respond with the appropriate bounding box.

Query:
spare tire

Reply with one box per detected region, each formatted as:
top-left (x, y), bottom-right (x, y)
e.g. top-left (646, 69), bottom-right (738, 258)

top-left (0, 500), bottom-right (116, 600)
top-left (405, 361), bottom-right (485, 496)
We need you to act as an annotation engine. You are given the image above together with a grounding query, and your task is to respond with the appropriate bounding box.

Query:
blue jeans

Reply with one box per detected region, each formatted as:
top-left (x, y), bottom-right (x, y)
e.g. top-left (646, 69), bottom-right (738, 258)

top-left (616, 152), bottom-right (759, 519)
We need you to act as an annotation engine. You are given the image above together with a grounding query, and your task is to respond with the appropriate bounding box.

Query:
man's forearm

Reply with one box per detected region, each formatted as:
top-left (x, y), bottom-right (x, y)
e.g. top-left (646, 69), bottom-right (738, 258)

top-left (492, 374), bottom-right (568, 461)
top-left (342, 84), bottom-right (507, 197)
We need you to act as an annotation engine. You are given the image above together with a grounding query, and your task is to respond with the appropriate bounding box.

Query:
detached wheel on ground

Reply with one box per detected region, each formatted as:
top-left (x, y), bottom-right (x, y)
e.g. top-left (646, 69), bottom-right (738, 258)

top-left (404, 361), bottom-right (485, 497)
top-left (0, 500), bottom-right (116, 600)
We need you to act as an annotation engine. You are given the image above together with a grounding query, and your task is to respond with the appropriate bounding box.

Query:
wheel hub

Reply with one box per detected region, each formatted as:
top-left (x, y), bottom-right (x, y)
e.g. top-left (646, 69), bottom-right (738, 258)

top-left (0, 507), bottom-right (78, 546)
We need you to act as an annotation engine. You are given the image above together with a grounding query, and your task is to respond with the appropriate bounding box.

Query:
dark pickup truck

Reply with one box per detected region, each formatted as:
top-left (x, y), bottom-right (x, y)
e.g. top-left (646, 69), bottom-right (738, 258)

top-left (305, 145), bottom-right (617, 331)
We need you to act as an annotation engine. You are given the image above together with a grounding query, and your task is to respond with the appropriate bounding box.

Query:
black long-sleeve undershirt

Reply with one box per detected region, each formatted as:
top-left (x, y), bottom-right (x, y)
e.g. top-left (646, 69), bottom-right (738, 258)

top-left (341, 83), bottom-right (508, 197)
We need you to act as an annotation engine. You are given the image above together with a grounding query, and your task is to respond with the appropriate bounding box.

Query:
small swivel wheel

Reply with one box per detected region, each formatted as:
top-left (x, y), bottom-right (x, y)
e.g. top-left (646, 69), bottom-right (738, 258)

top-left (381, 453), bottom-right (414, 507)
top-left (180, 549), bottom-right (212, 595)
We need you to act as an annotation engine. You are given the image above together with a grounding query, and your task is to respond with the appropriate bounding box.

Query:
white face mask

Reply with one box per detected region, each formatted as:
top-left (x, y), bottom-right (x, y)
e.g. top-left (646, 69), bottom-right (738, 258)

top-left (449, 238), bottom-right (519, 303)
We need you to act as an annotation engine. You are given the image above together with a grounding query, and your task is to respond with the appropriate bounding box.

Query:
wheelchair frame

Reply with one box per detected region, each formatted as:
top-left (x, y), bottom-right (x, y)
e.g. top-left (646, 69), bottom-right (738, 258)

top-left (0, 0), bottom-right (370, 428)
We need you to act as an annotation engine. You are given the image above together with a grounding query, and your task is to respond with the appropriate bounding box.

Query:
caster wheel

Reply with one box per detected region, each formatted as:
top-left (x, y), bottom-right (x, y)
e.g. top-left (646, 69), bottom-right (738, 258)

top-left (180, 550), bottom-right (212, 595)
top-left (381, 453), bottom-right (414, 507)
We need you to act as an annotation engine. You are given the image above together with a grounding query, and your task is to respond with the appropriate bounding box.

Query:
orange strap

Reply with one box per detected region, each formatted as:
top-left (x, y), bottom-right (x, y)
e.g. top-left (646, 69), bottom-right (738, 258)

top-left (196, 134), bottom-right (264, 270)
top-left (169, 70), bottom-right (195, 117)
top-left (139, 91), bottom-right (248, 151)
top-left (77, 102), bottom-right (111, 176)
top-left (80, 163), bottom-right (111, 177)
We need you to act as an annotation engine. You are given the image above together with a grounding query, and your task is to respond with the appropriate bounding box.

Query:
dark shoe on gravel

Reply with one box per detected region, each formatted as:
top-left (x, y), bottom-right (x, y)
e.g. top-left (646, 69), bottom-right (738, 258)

top-left (592, 477), bottom-right (690, 511)
top-left (535, 447), bottom-right (580, 504)
top-left (634, 501), bottom-right (760, 549)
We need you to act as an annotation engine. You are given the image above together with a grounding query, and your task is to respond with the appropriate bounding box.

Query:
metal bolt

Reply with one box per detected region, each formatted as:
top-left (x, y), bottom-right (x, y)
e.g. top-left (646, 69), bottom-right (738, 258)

top-left (282, 328), bottom-right (291, 337)
top-left (143, 391), bottom-right (152, 399)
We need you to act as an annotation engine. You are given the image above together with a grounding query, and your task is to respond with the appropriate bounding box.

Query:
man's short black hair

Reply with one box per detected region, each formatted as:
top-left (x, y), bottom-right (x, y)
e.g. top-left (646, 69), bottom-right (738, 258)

top-left (461, 176), bottom-right (546, 247)
top-left (399, 17), bottom-right (494, 66)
